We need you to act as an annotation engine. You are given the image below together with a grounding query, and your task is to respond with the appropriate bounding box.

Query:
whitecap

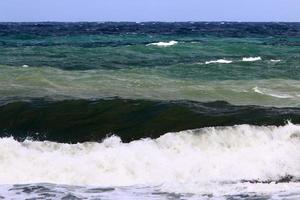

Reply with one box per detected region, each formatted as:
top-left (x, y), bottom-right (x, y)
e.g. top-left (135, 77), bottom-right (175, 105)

top-left (252, 87), bottom-right (293, 98)
top-left (253, 86), bottom-right (264, 94)
top-left (146, 40), bottom-right (178, 47)
top-left (205, 59), bottom-right (233, 64)
top-left (270, 59), bottom-right (281, 62)
top-left (242, 57), bottom-right (262, 62)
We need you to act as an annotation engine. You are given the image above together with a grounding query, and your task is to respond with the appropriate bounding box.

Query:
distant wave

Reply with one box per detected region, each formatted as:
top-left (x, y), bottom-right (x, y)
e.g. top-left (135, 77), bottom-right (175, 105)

top-left (252, 86), bottom-right (264, 94)
top-left (253, 87), bottom-right (294, 99)
top-left (202, 57), bottom-right (283, 65)
top-left (146, 40), bottom-right (178, 47)
top-left (270, 59), bottom-right (281, 62)
top-left (205, 59), bottom-right (233, 64)
top-left (242, 57), bottom-right (262, 62)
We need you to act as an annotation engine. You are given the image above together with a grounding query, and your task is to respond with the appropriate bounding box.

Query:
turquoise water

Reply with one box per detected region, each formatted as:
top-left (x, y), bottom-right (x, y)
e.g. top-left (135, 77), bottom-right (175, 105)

top-left (1, 32), bottom-right (300, 106)
top-left (1, 22), bottom-right (300, 200)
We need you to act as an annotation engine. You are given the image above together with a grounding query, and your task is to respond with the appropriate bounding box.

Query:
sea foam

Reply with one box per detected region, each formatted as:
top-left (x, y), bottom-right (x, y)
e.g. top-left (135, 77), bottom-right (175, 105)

top-left (242, 57), bottom-right (262, 62)
top-left (270, 59), bottom-right (281, 62)
top-left (253, 87), bottom-right (294, 99)
top-left (0, 123), bottom-right (299, 195)
top-left (205, 59), bottom-right (233, 64)
top-left (146, 41), bottom-right (178, 47)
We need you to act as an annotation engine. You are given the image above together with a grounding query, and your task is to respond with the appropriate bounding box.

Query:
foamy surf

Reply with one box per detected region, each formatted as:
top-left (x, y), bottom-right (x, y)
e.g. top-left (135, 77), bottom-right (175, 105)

top-left (242, 57), bottom-right (262, 62)
top-left (1, 182), bottom-right (300, 200)
top-left (0, 123), bottom-right (299, 196)
top-left (146, 40), bottom-right (178, 47)
top-left (0, 123), bottom-right (300, 199)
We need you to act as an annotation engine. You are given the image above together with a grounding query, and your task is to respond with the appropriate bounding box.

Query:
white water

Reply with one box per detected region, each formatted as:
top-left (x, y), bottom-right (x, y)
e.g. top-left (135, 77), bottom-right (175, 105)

top-left (270, 59), bottom-right (281, 62)
top-left (253, 86), bottom-right (294, 99)
top-left (205, 59), bottom-right (233, 64)
top-left (242, 57), bottom-right (262, 62)
top-left (146, 40), bottom-right (178, 47)
top-left (0, 123), bottom-right (299, 196)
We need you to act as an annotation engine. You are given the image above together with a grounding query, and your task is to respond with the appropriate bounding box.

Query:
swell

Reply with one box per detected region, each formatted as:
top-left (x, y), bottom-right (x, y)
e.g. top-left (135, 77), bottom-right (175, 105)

top-left (1, 98), bottom-right (300, 143)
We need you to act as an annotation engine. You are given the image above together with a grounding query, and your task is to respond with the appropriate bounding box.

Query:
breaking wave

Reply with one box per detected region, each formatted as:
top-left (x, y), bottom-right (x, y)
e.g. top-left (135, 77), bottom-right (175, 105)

top-left (253, 86), bottom-right (294, 99)
top-left (1, 99), bottom-right (300, 143)
top-left (205, 59), bottom-right (233, 64)
top-left (242, 57), bottom-right (262, 62)
top-left (146, 41), bottom-right (178, 47)
top-left (0, 123), bottom-right (299, 195)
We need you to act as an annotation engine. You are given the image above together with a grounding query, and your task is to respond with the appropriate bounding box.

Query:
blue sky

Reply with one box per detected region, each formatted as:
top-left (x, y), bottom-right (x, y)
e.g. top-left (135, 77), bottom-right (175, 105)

top-left (0, 0), bottom-right (299, 22)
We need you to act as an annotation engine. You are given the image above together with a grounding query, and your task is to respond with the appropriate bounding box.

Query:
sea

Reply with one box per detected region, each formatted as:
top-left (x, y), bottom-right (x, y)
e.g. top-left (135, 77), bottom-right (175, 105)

top-left (0, 22), bottom-right (299, 199)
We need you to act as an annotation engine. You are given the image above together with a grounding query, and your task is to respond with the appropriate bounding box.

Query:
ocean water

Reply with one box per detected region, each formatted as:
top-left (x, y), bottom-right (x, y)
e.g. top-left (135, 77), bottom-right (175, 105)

top-left (0, 22), bottom-right (300, 199)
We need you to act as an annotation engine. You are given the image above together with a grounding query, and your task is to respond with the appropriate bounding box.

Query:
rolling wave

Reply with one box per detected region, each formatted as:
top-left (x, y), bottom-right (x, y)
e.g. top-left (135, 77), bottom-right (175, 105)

top-left (0, 123), bottom-right (299, 196)
top-left (1, 98), bottom-right (300, 143)
top-left (1, 65), bottom-right (300, 107)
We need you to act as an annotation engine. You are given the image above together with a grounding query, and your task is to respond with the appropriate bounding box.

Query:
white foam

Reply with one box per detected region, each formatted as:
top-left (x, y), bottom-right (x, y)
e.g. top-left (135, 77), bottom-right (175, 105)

top-left (146, 40), bottom-right (178, 47)
top-left (205, 59), bottom-right (233, 64)
top-left (270, 59), bottom-right (281, 62)
top-left (1, 182), bottom-right (299, 200)
top-left (253, 87), bottom-right (294, 98)
top-left (242, 57), bottom-right (262, 62)
top-left (22, 65), bottom-right (29, 68)
top-left (252, 86), bottom-right (265, 95)
top-left (0, 123), bottom-right (299, 196)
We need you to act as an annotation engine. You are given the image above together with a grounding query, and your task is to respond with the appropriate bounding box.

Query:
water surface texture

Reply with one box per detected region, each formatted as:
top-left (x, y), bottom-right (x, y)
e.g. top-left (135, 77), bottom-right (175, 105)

top-left (0, 22), bottom-right (300, 199)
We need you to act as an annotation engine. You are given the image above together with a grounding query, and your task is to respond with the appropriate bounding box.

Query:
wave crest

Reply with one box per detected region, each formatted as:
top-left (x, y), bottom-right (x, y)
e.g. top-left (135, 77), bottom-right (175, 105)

top-left (253, 86), bottom-right (294, 99)
top-left (146, 40), bottom-right (178, 47)
top-left (205, 59), bottom-right (233, 64)
top-left (0, 123), bottom-right (299, 194)
top-left (242, 57), bottom-right (262, 62)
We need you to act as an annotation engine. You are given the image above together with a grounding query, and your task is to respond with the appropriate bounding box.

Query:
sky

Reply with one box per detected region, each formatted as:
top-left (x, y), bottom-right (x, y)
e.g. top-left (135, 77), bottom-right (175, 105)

top-left (0, 0), bottom-right (299, 22)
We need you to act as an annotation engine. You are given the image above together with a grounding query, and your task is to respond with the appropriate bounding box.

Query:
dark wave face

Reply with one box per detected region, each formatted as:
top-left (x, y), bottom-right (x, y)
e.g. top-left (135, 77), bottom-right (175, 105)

top-left (1, 98), bottom-right (299, 143)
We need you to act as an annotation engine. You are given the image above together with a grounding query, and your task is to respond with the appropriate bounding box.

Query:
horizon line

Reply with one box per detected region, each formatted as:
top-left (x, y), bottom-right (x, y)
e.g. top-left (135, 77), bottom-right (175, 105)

top-left (0, 20), bottom-right (300, 23)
